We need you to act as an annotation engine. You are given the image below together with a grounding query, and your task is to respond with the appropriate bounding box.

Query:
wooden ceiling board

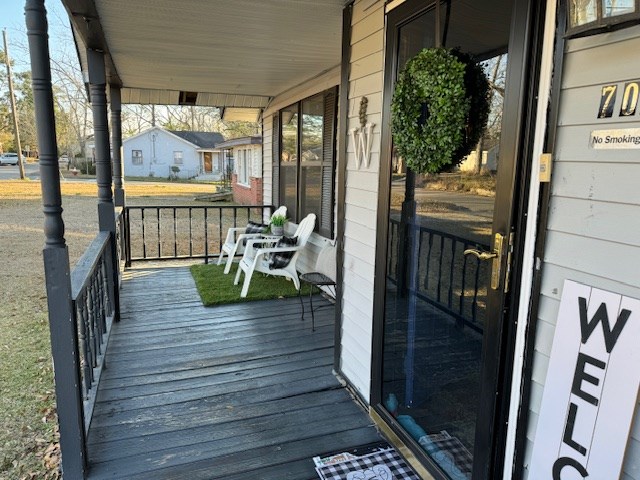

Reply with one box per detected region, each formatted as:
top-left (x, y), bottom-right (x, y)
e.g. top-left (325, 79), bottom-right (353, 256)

top-left (89, 0), bottom-right (344, 99)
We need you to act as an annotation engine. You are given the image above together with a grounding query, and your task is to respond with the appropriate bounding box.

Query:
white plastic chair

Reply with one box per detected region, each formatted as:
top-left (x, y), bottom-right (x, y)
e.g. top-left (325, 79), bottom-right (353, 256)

top-left (234, 213), bottom-right (316, 298)
top-left (217, 206), bottom-right (287, 274)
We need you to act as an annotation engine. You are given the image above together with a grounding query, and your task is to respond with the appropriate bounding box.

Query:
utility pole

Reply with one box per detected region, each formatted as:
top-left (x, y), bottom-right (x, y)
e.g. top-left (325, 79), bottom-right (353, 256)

top-left (3, 29), bottom-right (26, 179)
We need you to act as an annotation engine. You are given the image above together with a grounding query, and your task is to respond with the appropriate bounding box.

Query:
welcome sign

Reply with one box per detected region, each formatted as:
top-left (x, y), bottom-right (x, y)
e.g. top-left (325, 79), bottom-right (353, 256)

top-left (529, 280), bottom-right (640, 479)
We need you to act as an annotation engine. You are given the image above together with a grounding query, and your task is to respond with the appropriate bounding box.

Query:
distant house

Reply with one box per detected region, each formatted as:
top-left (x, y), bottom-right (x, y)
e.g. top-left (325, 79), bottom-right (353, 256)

top-left (459, 144), bottom-right (500, 173)
top-left (123, 127), bottom-right (224, 179)
top-left (216, 136), bottom-right (263, 205)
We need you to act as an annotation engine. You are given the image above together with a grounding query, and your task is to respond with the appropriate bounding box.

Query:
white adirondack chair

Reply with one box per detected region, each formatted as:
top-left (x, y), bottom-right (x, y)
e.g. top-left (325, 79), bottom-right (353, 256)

top-left (217, 206), bottom-right (287, 274)
top-left (234, 213), bottom-right (316, 298)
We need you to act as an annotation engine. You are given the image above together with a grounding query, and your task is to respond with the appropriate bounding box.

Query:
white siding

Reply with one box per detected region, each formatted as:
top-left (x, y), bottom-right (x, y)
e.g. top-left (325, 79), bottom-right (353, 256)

top-left (252, 145), bottom-right (261, 179)
top-left (122, 127), bottom-right (200, 179)
top-left (338, 0), bottom-right (385, 402)
top-left (232, 144), bottom-right (262, 182)
top-left (524, 25), bottom-right (640, 480)
top-left (263, 115), bottom-right (273, 211)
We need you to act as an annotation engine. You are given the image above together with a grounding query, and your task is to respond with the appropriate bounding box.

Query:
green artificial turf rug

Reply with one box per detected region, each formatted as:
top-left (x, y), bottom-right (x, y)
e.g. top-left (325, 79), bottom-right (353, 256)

top-left (191, 263), bottom-right (317, 306)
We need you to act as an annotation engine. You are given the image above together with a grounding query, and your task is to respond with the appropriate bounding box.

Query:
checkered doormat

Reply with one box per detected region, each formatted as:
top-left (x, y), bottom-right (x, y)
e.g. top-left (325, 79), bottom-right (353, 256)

top-left (316, 448), bottom-right (420, 480)
top-left (418, 431), bottom-right (473, 478)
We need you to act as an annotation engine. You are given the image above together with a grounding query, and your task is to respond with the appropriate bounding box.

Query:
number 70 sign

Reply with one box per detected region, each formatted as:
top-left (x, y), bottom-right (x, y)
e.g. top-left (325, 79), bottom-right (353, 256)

top-left (598, 82), bottom-right (639, 118)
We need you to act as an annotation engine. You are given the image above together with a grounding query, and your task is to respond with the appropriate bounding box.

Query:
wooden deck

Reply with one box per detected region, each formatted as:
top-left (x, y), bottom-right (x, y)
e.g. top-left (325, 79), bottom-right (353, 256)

top-left (86, 263), bottom-right (381, 480)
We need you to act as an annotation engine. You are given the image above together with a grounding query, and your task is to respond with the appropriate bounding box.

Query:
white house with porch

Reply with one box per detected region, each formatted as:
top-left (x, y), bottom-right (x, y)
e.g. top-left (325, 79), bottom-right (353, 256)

top-left (27, 0), bottom-right (640, 479)
top-left (123, 126), bottom-right (224, 180)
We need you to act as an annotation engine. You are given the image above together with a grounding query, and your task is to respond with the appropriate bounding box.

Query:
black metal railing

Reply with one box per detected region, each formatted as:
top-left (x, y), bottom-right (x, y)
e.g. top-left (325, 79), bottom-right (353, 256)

top-left (70, 231), bottom-right (117, 432)
top-left (123, 204), bottom-right (275, 265)
top-left (388, 218), bottom-right (491, 332)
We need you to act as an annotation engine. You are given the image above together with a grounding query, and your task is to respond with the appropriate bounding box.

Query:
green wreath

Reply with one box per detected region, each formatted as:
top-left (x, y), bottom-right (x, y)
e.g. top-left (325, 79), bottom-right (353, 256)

top-left (391, 48), bottom-right (490, 174)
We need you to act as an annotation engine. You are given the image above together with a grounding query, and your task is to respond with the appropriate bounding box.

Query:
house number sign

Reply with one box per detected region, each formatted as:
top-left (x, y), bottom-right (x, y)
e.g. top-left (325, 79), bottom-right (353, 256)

top-left (591, 82), bottom-right (640, 149)
top-left (598, 82), bottom-right (640, 118)
top-left (529, 280), bottom-right (640, 480)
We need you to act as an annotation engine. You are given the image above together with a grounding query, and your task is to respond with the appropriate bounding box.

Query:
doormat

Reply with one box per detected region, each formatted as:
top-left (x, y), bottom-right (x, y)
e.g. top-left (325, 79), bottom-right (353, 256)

top-left (316, 448), bottom-right (420, 480)
top-left (418, 431), bottom-right (472, 478)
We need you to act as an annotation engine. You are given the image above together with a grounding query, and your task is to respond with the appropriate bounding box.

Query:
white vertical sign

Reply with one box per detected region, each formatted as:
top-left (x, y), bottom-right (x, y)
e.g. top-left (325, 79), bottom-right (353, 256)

top-left (529, 280), bottom-right (640, 479)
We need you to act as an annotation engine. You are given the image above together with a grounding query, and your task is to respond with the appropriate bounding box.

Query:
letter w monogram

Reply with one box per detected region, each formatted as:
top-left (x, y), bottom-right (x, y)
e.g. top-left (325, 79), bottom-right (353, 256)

top-left (578, 297), bottom-right (632, 353)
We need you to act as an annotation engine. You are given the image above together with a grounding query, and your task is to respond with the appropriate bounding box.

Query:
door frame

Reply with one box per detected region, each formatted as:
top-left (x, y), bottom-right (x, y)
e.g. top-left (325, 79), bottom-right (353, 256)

top-left (369, 0), bottom-right (546, 478)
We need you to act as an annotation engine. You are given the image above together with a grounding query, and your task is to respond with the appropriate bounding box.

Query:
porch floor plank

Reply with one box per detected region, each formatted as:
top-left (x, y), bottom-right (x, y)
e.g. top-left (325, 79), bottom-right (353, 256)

top-left (87, 264), bottom-right (380, 480)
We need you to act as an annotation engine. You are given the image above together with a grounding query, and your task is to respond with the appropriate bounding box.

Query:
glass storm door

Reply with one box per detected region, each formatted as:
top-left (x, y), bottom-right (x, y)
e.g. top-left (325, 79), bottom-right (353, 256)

top-left (374, 0), bottom-right (535, 478)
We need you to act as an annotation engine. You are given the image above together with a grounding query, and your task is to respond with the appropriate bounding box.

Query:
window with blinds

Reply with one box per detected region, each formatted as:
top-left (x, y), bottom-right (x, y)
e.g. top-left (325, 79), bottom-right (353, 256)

top-left (273, 86), bottom-right (338, 238)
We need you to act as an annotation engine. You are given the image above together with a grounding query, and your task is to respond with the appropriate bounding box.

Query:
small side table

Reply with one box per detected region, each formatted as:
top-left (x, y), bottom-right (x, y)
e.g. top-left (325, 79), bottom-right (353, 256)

top-left (299, 272), bottom-right (336, 331)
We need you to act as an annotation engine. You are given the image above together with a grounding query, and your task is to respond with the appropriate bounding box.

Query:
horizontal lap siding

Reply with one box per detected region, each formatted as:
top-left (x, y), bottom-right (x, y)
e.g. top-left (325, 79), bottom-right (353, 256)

top-left (524, 26), bottom-right (640, 480)
top-left (339, 0), bottom-right (385, 402)
top-left (262, 115), bottom-right (273, 223)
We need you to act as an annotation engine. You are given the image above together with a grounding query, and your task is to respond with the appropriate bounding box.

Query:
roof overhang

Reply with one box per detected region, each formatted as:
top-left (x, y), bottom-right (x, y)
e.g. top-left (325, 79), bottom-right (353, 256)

top-left (61, 0), bottom-right (346, 110)
top-left (216, 136), bottom-right (263, 149)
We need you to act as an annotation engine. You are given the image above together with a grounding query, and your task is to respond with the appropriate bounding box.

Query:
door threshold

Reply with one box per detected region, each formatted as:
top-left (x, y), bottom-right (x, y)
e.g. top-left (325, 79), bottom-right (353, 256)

top-left (370, 407), bottom-right (436, 480)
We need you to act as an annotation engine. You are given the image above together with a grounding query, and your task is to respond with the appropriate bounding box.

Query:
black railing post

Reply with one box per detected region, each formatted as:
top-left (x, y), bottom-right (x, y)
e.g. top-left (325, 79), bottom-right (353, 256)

top-left (88, 48), bottom-right (120, 321)
top-left (25, 0), bottom-right (87, 477)
top-left (110, 85), bottom-right (125, 207)
top-left (124, 208), bottom-right (132, 267)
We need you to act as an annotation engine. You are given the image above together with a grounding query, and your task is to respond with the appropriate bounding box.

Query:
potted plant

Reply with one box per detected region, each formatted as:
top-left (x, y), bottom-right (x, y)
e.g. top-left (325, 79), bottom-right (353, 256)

top-left (270, 214), bottom-right (287, 236)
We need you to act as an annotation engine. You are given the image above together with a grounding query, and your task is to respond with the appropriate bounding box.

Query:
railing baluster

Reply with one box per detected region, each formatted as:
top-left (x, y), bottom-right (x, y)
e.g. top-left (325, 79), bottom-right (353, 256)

top-left (472, 256), bottom-right (481, 324)
top-left (424, 232), bottom-right (433, 291)
top-left (77, 294), bottom-right (91, 395)
top-left (125, 208), bottom-right (131, 266)
top-left (157, 207), bottom-right (161, 258)
top-left (388, 222), bottom-right (395, 279)
top-left (100, 256), bottom-right (109, 332)
top-left (87, 278), bottom-right (97, 369)
top-left (84, 289), bottom-right (94, 389)
top-left (173, 207), bottom-right (178, 258)
top-left (414, 227), bottom-right (423, 295)
top-left (460, 242), bottom-right (469, 318)
top-left (448, 238), bottom-right (455, 308)
top-left (189, 207), bottom-right (193, 258)
top-left (218, 208), bottom-right (222, 253)
top-left (437, 235), bottom-right (445, 302)
top-left (204, 208), bottom-right (209, 264)
top-left (93, 272), bottom-right (104, 352)
top-left (141, 208), bottom-right (147, 259)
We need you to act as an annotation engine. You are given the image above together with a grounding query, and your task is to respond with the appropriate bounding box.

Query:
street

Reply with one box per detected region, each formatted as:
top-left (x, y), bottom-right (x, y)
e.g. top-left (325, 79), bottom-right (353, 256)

top-left (391, 181), bottom-right (495, 219)
top-left (0, 162), bottom-right (40, 180)
top-left (0, 163), bottom-right (100, 183)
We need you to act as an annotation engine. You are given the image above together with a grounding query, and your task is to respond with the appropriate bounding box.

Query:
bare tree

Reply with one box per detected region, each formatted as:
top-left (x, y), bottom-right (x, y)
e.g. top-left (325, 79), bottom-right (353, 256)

top-left (122, 104), bottom-right (155, 136)
top-left (49, 51), bottom-right (92, 163)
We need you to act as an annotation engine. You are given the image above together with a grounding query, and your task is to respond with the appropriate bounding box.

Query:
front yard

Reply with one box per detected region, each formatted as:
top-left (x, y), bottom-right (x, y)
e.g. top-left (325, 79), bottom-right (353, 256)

top-left (0, 180), bottom-right (216, 479)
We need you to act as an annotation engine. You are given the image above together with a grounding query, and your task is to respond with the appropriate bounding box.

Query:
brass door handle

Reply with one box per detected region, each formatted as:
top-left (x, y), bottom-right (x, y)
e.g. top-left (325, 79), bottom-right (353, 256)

top-left (464, 233), bottom-right (506, 290)
top-left (463, 249), bottom-right (498, 261)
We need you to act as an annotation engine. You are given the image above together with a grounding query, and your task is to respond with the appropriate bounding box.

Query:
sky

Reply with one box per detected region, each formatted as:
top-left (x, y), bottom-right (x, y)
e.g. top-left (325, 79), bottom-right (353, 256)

top-left (1, 0), bottom-right (70, 72)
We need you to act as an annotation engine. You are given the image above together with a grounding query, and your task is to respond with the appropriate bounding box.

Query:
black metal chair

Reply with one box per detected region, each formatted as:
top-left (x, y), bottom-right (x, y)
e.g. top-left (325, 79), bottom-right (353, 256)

top-left (299, 242), bottom-right (337, 331)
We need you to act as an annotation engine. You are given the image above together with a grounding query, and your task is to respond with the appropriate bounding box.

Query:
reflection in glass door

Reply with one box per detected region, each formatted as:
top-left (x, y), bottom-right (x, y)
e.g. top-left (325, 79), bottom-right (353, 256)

top-left (380, 2), bottom-right (516, 479)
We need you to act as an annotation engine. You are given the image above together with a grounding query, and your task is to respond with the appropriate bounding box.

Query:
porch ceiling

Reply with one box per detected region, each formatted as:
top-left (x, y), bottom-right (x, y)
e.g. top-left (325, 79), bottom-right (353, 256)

top-left (61, 0), bottom-right (346, 108)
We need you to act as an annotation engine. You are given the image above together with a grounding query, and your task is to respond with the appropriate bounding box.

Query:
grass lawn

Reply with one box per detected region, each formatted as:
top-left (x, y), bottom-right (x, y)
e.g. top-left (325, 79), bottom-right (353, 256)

top-left (191, 263), bottom-right (317, 306)
top-left (0, 180), bottom-right (219, 479)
